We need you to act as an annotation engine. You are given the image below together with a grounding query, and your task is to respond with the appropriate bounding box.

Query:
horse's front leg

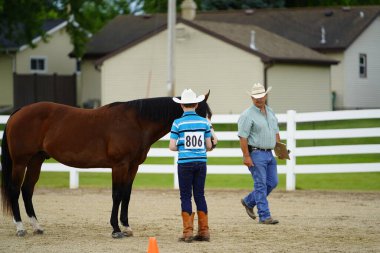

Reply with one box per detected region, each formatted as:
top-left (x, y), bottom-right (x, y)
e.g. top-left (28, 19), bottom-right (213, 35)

top-left (120, 181), bottom-right (134, 237)
top-left (110, 181), bottom-right (123, 238)
top-left (111, 163), bottom-right (138, 238)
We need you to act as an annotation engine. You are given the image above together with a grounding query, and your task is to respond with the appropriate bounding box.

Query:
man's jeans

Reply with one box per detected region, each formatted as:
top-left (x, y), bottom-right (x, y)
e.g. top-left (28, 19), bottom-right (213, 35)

top-left (244, 150), bottom-right (278, 221)
top-left (178, 162), bottom-right (208, 214)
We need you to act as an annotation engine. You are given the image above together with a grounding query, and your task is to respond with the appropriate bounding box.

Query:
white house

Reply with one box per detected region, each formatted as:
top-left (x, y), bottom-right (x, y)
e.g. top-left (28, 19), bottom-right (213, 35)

top-left (80, 6), bottom-right (336, 114)
top-left (0, 20), bottom-right (77, 110)
top-left (196, 6), bottom-right (380, 110)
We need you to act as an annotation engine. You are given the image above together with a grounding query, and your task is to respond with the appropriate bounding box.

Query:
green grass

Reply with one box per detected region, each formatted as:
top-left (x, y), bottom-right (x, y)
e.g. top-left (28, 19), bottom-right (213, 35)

top-left (207, 173), bottom-right (380, 191)
top-left (297, 119), bottom-right (380, 130)
top-left (294, 173), bottom-right (380, 191)
top-left (35, 172), bottom-right (380, 191)
top-left (36, 172), bottom-right (174, 189)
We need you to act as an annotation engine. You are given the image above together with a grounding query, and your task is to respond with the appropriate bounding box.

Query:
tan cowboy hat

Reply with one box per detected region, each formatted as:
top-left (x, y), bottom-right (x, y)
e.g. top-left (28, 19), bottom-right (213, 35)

top-left (173, 89), bottom-right (205, 104)
top-left (248, 83), bottom-right (272, 99)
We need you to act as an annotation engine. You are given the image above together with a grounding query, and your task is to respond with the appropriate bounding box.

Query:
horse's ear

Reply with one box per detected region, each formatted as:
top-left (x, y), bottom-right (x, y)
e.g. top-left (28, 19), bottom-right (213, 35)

top-left (204, 90), bottom-right (210, 101)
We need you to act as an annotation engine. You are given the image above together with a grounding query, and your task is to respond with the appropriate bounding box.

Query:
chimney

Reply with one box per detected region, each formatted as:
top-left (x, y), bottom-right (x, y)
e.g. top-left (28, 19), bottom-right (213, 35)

top-left (320, 26), bottom-right (326, 44)
top-left (181, 0), bottom-right (197, 21)
top-left (250, 30), bottom-right (257, 50)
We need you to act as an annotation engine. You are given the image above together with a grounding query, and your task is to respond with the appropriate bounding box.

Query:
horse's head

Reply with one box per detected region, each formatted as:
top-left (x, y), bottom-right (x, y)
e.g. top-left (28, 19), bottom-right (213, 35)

top-left (196, 90), bottom-right (212, 120)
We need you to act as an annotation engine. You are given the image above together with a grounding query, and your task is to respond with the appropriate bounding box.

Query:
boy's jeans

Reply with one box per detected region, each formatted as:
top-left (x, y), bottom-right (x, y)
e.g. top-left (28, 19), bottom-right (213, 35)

top-left (178, 162), bottom-right (207, 214)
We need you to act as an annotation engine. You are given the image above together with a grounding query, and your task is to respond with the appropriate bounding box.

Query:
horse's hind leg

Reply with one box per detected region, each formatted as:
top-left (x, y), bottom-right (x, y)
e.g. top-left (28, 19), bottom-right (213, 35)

top-left (22, 153), bottom-right (45, 235)
top-left (10, 161), bottom-right (28, 237)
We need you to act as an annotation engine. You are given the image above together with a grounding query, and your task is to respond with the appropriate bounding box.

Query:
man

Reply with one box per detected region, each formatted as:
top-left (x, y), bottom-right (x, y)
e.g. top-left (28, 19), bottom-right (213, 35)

top-left (169, 89), bottom-right (217, 242)
top-left (238, 83), bottom-right (280, 225)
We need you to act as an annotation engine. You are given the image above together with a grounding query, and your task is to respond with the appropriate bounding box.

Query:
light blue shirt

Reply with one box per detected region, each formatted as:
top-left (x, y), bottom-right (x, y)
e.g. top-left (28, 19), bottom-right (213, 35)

top-left (170, 111), bottom-right (212, 164)
top-left (238, 105), bottom-right (279, 149)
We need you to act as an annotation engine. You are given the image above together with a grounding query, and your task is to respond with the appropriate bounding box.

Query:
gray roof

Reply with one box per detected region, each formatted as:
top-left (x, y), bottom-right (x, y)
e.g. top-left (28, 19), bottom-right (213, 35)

top-left (0, 19), bottom-right (66, 51)
top-left (195, 6), bottom-right (380, 51)
top-left (85, 13), bottom-right (337, 65)
top-left (85, 14), bottom-right (167, 59)
top-left (188, 20), bottom-right (335, 64)
top-left (84, 6), bottom-right (380, 64)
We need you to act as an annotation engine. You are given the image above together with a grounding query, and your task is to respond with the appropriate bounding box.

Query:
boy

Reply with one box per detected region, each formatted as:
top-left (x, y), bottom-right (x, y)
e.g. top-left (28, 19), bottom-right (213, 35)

top-left (169, 89), bottom-right (216, 242)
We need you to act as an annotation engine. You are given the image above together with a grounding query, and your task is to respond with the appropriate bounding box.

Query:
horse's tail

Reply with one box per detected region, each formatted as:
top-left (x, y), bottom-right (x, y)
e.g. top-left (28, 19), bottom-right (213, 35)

top-left (1, 125), bottom-right (13, 215)
top-left (1, 109), bottom-right (20, 215)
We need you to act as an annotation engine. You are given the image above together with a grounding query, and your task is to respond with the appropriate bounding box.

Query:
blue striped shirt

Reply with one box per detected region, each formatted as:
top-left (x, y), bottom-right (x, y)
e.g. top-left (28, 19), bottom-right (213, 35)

top-left (170, 111), bottom-right (212, 164)
top-left (238, 105), bottom-right (279, 149)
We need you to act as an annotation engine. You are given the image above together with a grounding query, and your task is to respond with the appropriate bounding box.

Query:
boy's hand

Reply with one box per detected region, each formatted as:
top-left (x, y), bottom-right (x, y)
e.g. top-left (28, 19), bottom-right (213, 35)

top-left (211, 136), bottom-right (217, 150)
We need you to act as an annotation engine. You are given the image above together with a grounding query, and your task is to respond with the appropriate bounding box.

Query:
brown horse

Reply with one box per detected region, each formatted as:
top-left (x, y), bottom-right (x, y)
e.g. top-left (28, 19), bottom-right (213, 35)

top-left (1, 93), bottom-right (212, 238)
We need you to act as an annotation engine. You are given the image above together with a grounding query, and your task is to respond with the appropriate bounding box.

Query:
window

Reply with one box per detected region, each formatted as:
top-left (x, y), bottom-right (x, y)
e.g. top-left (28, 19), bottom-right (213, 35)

top-left (359, 54), bottom-right (367, 78)
top-left (30, 57), bottom-right (47, 72)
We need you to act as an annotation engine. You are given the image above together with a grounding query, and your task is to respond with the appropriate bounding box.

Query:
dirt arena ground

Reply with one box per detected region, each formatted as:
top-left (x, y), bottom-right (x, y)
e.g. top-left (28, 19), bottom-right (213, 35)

top-left (1, 188), bottom-right (379, 253)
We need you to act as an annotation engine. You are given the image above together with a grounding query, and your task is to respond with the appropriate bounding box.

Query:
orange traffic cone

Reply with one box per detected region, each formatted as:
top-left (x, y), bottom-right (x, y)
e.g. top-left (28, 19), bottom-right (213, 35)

top-left (147, 237), bottom-right (159, 253)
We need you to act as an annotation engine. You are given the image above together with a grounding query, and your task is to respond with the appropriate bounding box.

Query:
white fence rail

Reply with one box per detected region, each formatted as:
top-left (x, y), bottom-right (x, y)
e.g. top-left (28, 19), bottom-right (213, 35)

top-left (1, 110), bottom-right (380, 190)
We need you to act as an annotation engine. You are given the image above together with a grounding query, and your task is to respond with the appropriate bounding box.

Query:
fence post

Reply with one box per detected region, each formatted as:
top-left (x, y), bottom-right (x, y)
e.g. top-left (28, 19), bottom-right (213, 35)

top-left (69, 168), bottom-right (79, 189)
top-left (174, 153), bottom-right (179, 189)
top-left (286, 110), bottom-right (296, 191)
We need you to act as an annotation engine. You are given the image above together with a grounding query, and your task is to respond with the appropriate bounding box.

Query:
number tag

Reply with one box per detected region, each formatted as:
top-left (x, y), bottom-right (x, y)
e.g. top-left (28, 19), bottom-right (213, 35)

top-left (184, 132), bottom-right (204, 149)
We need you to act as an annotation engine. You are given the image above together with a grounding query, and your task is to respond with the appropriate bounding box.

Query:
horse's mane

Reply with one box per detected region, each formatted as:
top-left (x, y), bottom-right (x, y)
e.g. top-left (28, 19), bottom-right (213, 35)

top-left (108, 97), bottom-right (212, 122)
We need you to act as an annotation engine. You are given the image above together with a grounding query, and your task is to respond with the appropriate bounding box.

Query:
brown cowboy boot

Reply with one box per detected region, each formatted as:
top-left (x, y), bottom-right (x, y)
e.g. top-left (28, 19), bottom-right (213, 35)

top-left (179, 212), bottom-right (195, 243)
top-left (194, 211), bottom-right (210, 242)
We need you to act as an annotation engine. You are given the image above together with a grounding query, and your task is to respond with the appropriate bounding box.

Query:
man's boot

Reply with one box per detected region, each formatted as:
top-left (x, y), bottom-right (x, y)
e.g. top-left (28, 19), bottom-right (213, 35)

top-left (194, 211), bottom-right (210, 241)
top-left (179, 212), bottom-right (195, 243)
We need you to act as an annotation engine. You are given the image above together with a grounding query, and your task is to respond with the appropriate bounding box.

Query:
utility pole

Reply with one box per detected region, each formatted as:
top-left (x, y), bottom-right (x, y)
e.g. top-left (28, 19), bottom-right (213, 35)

top-left (167, 0), bottom-right (176, 97)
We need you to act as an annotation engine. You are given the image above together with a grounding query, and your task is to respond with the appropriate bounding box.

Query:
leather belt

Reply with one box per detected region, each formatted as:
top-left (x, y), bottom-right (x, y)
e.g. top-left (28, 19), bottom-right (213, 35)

top-left (248, 145), bottom-right (272, 152)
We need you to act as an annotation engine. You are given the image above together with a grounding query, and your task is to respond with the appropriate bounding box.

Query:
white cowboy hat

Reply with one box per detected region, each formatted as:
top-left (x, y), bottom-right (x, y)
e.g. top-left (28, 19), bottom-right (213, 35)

top-left (173, 89), bottom-right (205, 104)
top-left (248, 83), bottom-right (272, 99)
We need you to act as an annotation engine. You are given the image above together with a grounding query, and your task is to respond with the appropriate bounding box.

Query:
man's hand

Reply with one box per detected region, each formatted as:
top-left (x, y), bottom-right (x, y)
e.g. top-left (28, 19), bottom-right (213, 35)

top-left (239, 137), bottom-right (253, 167)
top-left (243, 155), bottom-right (254, 167)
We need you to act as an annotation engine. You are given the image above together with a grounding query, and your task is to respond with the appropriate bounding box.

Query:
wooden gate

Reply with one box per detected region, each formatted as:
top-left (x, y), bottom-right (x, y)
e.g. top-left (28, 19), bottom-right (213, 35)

top-left (13, 73), bottom-right (77, 109)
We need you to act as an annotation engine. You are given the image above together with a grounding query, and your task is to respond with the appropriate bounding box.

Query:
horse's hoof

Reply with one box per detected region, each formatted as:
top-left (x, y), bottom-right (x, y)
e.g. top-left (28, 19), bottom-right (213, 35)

top-left (33, 229), bottom-right (44, 235)
top-left (122, 227), bottom-right (133, 237)
top-left (16, 230), bottom-right (27, 237)
top-left (111, 232), bottom-right (124, 239)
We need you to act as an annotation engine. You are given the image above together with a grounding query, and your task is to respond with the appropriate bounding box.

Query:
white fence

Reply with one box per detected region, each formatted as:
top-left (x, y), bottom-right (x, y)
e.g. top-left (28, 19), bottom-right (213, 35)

top-left (1, 109), bottom-right (380, 191)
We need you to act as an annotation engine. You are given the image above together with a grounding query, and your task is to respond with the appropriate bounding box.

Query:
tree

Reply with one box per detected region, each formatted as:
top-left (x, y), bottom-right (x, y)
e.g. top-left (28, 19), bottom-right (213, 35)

top-left (61, 0), bottom-right (133, 57)
top-left (0, 0), bottom-right (133, 58)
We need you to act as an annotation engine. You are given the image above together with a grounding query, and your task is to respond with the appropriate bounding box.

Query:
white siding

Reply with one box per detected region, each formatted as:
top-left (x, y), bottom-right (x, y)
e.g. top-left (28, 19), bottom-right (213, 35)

top-left (16, 29), bottom-right (76, 74)
top-left (0, 55), bottom-right (13, 106)
top-left (344, 16), bottom-right (380, 109)
top-left (175, 24), bottom-right (263, 114)
top-left (101, 24), bottom-right (263, 114)
top-left (326, 52), bottom-right (345, 109)
top-left (268, 64), bottom-right (332, 113)
top-left (101, 30), bottom-right (168, 104)
top-left (79, 61), bottom-right (101, 106)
